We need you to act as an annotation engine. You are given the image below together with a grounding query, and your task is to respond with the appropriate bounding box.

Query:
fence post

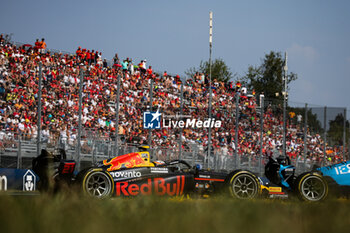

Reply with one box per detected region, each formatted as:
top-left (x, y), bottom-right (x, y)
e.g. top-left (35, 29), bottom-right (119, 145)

top-left (17, 136), bottom-right (21, 169)
top-left (76, 69), bottom-right (84, 171)
top-left (343, 108), bottom-right (347, 161)
top-left (179, 82), bottom-right (184, 160)
top-left (207, 89), bottom-right (213, 169)
top-left (348, 129), bottom-right (350, 161)
top-left (192, 150), bottom-right (195, 166)
top-left (114, 74), bottom-right (121, 157)
top-left (148, 79), bottom-right (154, 153)
top-left (323, 106), bottom-right (327, 165)
top-left (37, 62), bottom-right (43, 156)
top-left (259, 96), bottom-right (264, 176)
top-left (235, 92), bottom-right (239, 169)
top-left (92, 139), bottom-right (96, 165)
top-left (303, 103), bottom-right (308, 171)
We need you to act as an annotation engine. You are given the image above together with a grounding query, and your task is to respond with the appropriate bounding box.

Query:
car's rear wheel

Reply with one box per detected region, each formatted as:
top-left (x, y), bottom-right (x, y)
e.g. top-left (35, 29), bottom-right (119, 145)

top-left (82, 169), bottom-right (113, 199)
top-left (297, 172), bottom-right (328, 202)
top-left (229, 171), bottom-right (260, 199)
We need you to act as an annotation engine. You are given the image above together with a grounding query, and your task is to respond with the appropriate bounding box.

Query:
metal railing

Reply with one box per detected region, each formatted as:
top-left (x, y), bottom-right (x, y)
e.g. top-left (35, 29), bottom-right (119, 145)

top-left (0, 134), bottom-right (330, 177)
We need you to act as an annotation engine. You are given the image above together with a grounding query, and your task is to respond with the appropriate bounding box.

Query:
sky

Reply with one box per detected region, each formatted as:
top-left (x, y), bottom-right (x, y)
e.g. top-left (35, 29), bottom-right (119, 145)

top-left (1, 0), bottom-right (350, 120)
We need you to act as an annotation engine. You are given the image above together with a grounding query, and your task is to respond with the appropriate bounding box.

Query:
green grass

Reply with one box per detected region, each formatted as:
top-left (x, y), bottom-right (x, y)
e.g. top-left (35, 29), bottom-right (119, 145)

top-left (1, 194), bottom-right (350, 233)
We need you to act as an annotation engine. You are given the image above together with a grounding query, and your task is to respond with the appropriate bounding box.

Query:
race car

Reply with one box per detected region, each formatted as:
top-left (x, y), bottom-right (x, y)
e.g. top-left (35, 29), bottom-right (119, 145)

top-left (32, 147), bottom-right (350, 201)
top-left (33, 146), bottom-right (261, 199)
top-left (260, 155), bottom-right (350, 201)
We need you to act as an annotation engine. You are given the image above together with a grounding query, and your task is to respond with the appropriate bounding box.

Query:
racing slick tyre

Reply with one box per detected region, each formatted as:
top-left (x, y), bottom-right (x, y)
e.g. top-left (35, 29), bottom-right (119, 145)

top-left (229, 171), bottom-right (260, 199)
top-left (81, 169), bottom-right (114, 199)
top-left (296, 172), bottom-right (328, 202)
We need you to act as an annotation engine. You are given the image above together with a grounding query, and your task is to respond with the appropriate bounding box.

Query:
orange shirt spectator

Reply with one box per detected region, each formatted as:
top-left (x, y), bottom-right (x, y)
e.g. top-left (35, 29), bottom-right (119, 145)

top-left (39, 38), bottom-right (46, 54)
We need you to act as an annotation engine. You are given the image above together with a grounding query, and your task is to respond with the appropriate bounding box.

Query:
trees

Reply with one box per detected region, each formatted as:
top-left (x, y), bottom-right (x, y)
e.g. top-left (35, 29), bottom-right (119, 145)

top-left (242, 51), bottom-right (297, 100)
top-left (185, 58), bottom-right (234, 82)
top-left (327, 113), bottom-right (349, 145)
top-left (287, 107), bottom-right (323, 134)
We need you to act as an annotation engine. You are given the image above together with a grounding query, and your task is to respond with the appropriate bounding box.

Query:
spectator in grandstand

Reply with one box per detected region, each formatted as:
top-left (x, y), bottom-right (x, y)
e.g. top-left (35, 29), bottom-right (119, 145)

top-left (139, 60), bottom-right (146, 74)
top-left (34, 39), bottom-right (40, 52)
top-left (0, 36), bottom-right (345, 166)
top-left (39, 38), bottom-right (47, 54)
top-left (0, 34), bottom-right (4, 45)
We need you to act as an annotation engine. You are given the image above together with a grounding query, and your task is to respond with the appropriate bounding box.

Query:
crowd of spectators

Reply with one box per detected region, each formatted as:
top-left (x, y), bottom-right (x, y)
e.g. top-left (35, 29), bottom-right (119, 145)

top-left (0, 34), bottom-right (346, 165)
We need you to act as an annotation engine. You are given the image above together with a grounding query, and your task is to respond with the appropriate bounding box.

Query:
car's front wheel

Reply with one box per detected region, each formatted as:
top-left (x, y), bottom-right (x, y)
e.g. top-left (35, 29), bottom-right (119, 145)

top-left (296, 172), bottom-right (328, 202)
top-left (229, 171), bottom-right (260, 199)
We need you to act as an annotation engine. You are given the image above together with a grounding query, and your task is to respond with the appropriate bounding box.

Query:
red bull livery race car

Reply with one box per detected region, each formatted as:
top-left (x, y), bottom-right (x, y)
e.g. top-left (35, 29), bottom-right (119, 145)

top-left (33, 146), bottom-right (260, 199)
top-left (29, 146), bottom-right (350, 201)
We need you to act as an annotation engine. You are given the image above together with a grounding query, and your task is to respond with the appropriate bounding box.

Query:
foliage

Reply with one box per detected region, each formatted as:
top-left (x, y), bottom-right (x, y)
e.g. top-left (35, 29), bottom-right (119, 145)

top-left (242, 51), bottom-right (297, 100)
top-left (1, 195), bottom-right (350, 233)
top-left (185, 58), bottom-right (234, 82)
top-left (327, 113), bottom-right (349, 145)
top-left (287, 107), bottom-right (323, 134)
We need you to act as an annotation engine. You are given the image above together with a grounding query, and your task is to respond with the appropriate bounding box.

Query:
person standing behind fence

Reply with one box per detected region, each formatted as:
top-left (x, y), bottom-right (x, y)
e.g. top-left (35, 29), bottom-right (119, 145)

top-left (39, 38), bottom-right (47, 54)
top-left (34, 39), bottom-right (40, 53)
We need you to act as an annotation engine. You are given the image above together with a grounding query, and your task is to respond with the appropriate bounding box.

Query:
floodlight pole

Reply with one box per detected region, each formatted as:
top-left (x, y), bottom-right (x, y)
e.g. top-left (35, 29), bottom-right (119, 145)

top-left (207, 11), bottom-right (213, 169)
top-left (282, 52), bottom-right (288, 157)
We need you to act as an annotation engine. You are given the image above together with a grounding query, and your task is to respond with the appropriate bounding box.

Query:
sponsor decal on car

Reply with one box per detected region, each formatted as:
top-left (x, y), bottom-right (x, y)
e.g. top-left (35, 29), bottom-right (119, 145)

top-left (110, 171), bottom-right (142, 179)
top-left (194, 177), bottom-right (225, 182)
top-left (103, 153), bottom-right (148, 171)
top-left (268, 186), bottom-right (282, 193)
top-left (335, 163), bottom-right (350, 175)
top-left (0, 175), bottom-right (7, 191)
top-left (116, 176), bottom-right (185, 196)
top-left (150, 167), bottom-right (168, 174)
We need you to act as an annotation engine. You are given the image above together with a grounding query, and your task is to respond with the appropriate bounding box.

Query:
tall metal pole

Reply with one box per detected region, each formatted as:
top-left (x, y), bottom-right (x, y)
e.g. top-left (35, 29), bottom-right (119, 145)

top-left (235, 92), bottom-right (239, 168)
top-left (343, 108), bottom-right (346, 161)
top-left (259, 95), bottom-right (264, 176)
top-left (148, 79), bottom-right (154, 147)
top-left (207, 11), bottom-right (213, 169)
top-left (303, 103), bottom-right (308, 168)
top-left (37, 62), bottom-right (43, 156)
top-left (114, 73), bottom-right (121, 157)
top-left (283, 52), bottom-right (288, 157)
top-left (179, 82), bottom-right (184, 160)
top-left (76, 69), bottom-right (84, 171)
top-left (323, 106), bottom-right (327, 164)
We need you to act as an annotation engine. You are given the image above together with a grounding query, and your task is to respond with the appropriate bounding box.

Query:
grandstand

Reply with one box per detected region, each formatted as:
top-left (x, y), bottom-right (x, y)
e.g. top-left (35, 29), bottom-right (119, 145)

top-left (0, 33), bottom-right (348, 173)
